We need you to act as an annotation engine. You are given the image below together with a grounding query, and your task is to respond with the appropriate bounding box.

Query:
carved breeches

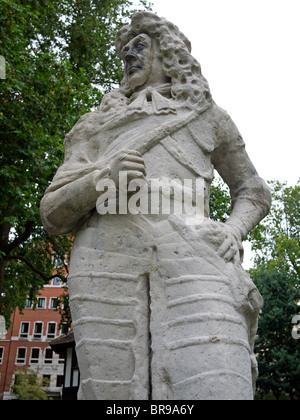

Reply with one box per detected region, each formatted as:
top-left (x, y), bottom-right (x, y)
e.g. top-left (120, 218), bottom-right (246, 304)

top-left (68, 214), bottom-right (261, 400)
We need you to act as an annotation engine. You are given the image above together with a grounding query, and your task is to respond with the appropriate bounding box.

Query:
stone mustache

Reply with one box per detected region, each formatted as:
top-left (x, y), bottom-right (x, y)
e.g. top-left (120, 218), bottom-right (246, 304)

top-left (40, 12), bottom-right (271, 400)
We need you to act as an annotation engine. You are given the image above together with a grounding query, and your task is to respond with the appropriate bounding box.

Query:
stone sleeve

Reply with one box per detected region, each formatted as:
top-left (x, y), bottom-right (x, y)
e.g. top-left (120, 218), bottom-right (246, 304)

top-left (211, 107), bottom-right (271, 240)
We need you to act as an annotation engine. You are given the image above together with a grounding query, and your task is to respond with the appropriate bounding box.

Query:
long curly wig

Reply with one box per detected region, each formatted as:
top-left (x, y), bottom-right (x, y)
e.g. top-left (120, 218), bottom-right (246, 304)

top-left (100, 12), bottom-right (212, 114)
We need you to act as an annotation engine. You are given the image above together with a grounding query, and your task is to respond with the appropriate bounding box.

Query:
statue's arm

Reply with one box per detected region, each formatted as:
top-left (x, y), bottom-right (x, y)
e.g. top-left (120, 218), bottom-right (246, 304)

top-left (212, 108), bottom-right (272, 241)
top-left (40, 166), bottom-right (109, 236)
top-left (40, 144), bottom-right (146, 236)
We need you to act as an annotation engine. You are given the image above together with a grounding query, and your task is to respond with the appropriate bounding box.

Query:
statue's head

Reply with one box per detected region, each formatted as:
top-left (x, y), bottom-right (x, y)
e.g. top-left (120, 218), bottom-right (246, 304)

top-left (119, 32), bottom-right (170, 92)
top-left (116, 12), bottom-right (211, 108)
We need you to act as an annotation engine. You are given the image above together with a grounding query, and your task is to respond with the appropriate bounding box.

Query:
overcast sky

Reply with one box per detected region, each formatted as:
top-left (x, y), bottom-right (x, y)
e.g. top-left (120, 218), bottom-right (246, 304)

top-left (150, 0), bottom-right (300, 187)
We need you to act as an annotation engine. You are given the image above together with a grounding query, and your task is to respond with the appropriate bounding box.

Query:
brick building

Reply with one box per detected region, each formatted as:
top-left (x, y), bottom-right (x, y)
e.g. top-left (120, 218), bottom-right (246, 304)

top-left (0, 277), bottom-right (68, 400)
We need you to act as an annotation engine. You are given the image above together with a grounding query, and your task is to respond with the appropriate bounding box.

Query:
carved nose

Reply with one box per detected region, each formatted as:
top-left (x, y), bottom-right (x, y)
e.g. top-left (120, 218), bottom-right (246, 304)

top-left (125, 52), bottom-right (138, 64)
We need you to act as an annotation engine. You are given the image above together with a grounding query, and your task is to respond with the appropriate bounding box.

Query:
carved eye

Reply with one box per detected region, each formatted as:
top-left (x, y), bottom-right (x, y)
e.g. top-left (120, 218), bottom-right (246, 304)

top-left (136, 42), bottom-right (145, 50)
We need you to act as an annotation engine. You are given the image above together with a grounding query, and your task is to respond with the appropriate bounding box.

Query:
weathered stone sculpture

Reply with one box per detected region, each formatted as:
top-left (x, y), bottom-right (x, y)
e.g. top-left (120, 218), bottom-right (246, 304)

top-left (0, 316), bottom-right (6, 339)
top-left (40, 12), bottom-right (271, 400)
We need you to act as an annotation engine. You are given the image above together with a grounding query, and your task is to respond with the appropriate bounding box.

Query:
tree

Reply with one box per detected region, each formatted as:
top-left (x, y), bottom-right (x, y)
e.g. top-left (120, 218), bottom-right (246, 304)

top-left (0, 0), bottom-right (151, 324)
top-left (209, 176), bottom-right (231, 223)
top-left (249, 180), bottom-right (300, 399)
top-left (12, 368), bottom-right (50, 400)
top-left (249, 180), bottom-right (299, 279)
top-left (251, 268), bottom-right (300, 400)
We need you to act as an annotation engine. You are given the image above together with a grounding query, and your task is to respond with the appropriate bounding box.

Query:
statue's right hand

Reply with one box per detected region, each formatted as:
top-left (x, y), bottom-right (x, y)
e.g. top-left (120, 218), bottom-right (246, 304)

top-left (109, 149), bottom-right (147, 187)
top-left (169, 215), bottom-right (243, 264)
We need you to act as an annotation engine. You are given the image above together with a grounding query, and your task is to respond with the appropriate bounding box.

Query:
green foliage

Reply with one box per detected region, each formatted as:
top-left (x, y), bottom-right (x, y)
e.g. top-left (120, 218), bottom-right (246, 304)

top-left (0, 0), bottom-right (151, 324)
top-left (209, 176), bottom-right (231, 222)
top-left (249, 180), bottom-right (300, 279)
top-left (251, 269), bottom-right (300, 400)
top-left (12, 368), bottom-right (50, 400)
top-left (249, 180), bottom-right (300, 399)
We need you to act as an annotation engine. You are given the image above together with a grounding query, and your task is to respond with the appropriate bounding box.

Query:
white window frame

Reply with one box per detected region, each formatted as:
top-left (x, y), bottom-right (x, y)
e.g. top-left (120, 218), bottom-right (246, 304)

top-left (25, 298), bottom-right (33, 309)
top-left (47, 321), bottom-right (57, 340)
top-left (0, 347), bottom-right (4, 364)
top-left (19, 322), bottom-right (30, 339)
top-left (33, 322), bottom-right (43, 340)
top-left (16, 347), bottom-right (27, 365)
top-left (37, 297), bottom-right (46, 309)
top-left (52, 276), bottom-right (62, 286)
top-left (49, 297), bottom-right (58, 309)
top-left (47, 322), bottom-right (57, 339)
top-left (44, 348), bottom-right (53, 364)
top-left (30, 347), bottom-right (41, 364)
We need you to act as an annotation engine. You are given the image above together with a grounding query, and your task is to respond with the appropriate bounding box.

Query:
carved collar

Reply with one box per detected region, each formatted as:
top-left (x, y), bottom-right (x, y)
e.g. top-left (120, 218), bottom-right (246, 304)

top-left (127, 83), bottom-right (177, 115)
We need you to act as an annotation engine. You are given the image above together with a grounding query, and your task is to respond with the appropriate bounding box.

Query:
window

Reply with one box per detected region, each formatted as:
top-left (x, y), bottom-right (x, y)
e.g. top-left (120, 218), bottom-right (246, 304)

top-left (44, 348), bottom-right (53, 364)
top-left (72, 368), bottom-right (79, 387)
top-left (30, 348), bottom-right (40, 364)
top-left (52, 277), bottom-right (61, 286)
top-left (58, 354), bottom-right (65, 364)
top-left (14, 373), bottom-right (22, 386)
top-left (49, 297), bottom-right (57, 309)
top-left (34, 322), bottom-right (43, 339)
top-left (37, 297), bottom-right (46, 309)
top-left (47, 323), bottom-right (56, 339)
top-left (65, 347), bottom-right (80, 388)
top-left (20, 322), bottom-right (30, 338)
top-left (56, 375), bottom-right (64, 387)
top-left (16, 348), bottom-right (27, 365)
top-left (25, 298), bottom-right (32, 309)
top-left (0, 347), bottom-right (4, 364)
top-left (61, 322), bottom-right (69, 335)
top-left (53, 255), bottom-right (62, 268)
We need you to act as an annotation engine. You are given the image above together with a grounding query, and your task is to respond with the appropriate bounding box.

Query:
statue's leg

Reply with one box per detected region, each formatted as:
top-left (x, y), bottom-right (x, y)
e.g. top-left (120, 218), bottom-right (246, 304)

top-left (69, 273), bottom-right (151, 400)
top-left (149, 221), bottom-right (257, 400)
top-left (67, 215), bottom-right (154, 400)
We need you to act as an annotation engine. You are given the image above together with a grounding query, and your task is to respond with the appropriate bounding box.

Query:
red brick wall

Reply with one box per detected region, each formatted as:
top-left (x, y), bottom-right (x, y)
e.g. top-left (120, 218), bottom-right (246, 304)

top-left (0, 282), bottom-right (67, 399)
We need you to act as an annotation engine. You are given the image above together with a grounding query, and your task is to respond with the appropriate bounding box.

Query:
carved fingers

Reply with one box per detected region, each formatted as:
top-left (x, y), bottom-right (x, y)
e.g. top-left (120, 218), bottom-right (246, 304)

top-left (217, 233), bottom-right (240, 263)
top-left (204, 222), bottom-right (244, 263)
top-left (110, 149), bottom-right (147, 186)
top-left (169, 215), bottom-right (243, 264)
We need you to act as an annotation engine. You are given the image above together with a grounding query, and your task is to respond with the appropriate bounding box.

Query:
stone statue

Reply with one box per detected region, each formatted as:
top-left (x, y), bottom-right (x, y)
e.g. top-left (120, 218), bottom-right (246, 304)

top-left (40, 12), bottom-right (271, 400)
top-left (0, 316), bottom-right (6, 339)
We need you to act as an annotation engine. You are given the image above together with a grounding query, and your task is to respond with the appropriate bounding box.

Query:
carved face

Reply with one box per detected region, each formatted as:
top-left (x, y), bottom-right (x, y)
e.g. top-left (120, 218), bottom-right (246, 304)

top-left (122, 33), bottom-right (153, 91)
